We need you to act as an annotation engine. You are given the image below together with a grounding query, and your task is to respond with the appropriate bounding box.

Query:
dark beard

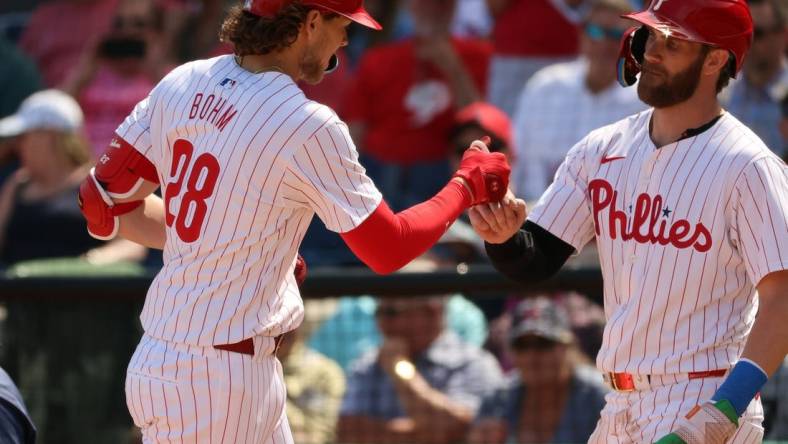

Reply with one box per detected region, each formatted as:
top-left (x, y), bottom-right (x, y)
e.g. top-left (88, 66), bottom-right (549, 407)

top-left (637, 52), bottom-right (706, 108)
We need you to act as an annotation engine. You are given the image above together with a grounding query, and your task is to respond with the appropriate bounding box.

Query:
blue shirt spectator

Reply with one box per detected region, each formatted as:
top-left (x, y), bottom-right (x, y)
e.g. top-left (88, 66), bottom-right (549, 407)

top-left (340, 330), bottom-right (502, 420)
top-left (337, 292), bottom-right (502, 444)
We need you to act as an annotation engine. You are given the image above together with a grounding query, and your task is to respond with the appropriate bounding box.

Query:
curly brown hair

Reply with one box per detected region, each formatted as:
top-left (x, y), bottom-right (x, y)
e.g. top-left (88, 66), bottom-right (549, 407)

top-left (219, 3), bottom-right (338, 56)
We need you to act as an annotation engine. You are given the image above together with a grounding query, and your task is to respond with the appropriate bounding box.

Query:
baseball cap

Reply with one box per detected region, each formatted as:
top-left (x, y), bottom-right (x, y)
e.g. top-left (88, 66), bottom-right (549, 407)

top-left (509, 297), bottom-right (574, 345)
top-left (244, 0), bottom-right (382, 30)
top-left (0, 89), bottom-right (83, 138)
top-left (454, 102), bottom-right (513, 149)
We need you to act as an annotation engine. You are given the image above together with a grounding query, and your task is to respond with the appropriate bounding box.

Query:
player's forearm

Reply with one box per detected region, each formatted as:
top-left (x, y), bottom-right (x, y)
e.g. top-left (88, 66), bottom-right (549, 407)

top-left (118, 195), bottom-right (166, 250)
top-left (485, 221), bottom-right (574, 283)
top-left (740, 270), bottom-right (788, 375)
top-left (341, 180), bottom-right (471, 274)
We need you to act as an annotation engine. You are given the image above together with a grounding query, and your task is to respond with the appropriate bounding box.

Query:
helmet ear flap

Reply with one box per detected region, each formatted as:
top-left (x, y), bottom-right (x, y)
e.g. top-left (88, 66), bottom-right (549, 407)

top-left (617, 26), bottom-right (649, 87)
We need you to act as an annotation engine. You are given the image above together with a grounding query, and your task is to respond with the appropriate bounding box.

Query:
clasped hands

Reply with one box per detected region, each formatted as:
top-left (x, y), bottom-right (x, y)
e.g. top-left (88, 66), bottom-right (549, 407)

top-left (455, 137), bottom-right (526, 244)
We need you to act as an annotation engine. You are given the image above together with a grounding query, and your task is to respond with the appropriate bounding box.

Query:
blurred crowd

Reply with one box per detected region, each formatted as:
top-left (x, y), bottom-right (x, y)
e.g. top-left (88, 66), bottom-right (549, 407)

top-left (0, 0), bottom-right (787, 443)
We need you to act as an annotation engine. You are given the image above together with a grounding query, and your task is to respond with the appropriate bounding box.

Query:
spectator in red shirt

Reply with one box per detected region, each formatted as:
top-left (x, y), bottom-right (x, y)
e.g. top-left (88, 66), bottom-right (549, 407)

top-left (61, 0), bottom-right (172, 159)
top-left (344, 0), bottom-right (492, 210)
top-left (18, 0), bottom-right (119, 87)
top-left (486, 0), bottom-right (591, 116)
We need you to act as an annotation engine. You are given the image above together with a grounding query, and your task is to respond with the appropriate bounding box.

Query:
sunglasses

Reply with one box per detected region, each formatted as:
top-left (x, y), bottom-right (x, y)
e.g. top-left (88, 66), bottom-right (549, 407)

top-left (511, 336), bottom-right (561, 352)
top-left (584, 23), bottom-right (626, 41)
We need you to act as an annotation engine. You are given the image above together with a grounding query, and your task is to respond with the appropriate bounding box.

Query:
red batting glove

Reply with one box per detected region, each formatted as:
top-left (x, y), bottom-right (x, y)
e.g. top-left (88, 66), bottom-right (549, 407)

top-left (294, 254), bottom-right (307, 287)
top-left (453, 138), bottom-right (511, 205)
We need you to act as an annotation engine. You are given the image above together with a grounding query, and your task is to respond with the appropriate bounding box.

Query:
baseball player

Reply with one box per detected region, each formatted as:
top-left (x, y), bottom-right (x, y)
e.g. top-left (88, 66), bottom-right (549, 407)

top-left (469, 0), bottom-right (788, 443)
top-left (75, 0), bottom-right (511, 442)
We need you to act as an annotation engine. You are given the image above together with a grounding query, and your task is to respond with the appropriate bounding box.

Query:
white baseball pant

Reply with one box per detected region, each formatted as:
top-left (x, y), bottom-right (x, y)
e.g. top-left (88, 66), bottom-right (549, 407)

top-left (588, 374), bottom-right (764, 444)
top-left (125, 334), bottom-right (293, 444)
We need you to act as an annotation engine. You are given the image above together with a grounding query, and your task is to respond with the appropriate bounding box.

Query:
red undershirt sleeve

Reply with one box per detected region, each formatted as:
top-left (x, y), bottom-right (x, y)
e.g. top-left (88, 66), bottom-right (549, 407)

top-left (340, 180), bottom-right (472, 274)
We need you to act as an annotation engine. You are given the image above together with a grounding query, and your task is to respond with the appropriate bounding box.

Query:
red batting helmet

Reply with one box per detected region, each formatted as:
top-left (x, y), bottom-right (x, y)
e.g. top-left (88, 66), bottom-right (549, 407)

top-left (244, 0), bottom-right (382, 30)
top-left (617, 0), bottom-right (753, 87)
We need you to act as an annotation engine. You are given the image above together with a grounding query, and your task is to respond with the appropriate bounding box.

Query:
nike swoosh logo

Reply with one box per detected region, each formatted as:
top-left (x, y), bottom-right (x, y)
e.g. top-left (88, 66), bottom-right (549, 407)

top-left (601, 156), bottom-right (626, 164)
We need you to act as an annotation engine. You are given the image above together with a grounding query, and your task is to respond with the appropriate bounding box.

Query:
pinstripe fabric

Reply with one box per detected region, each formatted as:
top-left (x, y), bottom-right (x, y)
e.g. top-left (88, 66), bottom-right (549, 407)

top-left (529, 110), bottom-right (788, 376)
top-left (587, 378), bottom-right (764, 444)
top-left (115, 54), bottom-right (383, 442)
top-left (126, 335), bottom-right (294, 444)
top-left (114, 55), bottom-right (381, 347)
top-left (528, 109), bottom-right (786, 442)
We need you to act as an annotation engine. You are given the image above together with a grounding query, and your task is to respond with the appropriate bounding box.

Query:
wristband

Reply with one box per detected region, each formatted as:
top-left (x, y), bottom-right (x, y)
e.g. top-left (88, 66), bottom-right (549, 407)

top-left (711, 359), bottom-right (768, 416)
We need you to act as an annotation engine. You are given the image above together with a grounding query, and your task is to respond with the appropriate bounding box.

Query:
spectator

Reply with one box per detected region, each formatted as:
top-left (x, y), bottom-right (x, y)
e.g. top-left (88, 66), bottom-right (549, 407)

top-left (309, 256), bottom-right (489, 370)
top-left (467, 297), bottom-right (608, 444)
top-left (0, 367), bottom-right (36, 444)
top-left (0, 89), bottom-right (144, 267)
top-left (720, 0), bottom-right (787, 158)
top-left (336, 295), bottom-right (502, 444)
top-left (18, 0), bottom-right (119, 87)
top-left (62, 0), bottom-right (171, 158)
top-left (486, 0), bottom-right (590, 117)
top-left (449, 101), bottom-right (513, 170)
top-left (344, 0), bottom-right (491, 210)
top-left (336, 257), bottom-right (502, 444)
top-left (511, 0), bottom-right (645, 200)
top-left (0, 37), bottom-right (42, 186)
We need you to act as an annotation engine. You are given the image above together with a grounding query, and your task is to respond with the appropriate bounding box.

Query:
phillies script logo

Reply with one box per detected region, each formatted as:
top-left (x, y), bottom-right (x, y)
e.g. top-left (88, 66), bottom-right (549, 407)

top-left (588, 179), bottom-right (712, 252)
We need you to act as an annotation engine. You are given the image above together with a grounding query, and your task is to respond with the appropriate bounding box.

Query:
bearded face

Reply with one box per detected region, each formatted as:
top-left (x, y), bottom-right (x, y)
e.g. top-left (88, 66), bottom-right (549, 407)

top-left (637, 48), bottom-right (708, 108)
top-left (299, 42), bottom-right (327, 85)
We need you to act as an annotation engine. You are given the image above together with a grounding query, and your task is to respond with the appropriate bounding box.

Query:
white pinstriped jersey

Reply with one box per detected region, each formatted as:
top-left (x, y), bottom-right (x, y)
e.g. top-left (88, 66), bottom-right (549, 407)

top-left (529, 109), bottom-right (788, 375)
top-left (116, 55), bottom-right (382, 346)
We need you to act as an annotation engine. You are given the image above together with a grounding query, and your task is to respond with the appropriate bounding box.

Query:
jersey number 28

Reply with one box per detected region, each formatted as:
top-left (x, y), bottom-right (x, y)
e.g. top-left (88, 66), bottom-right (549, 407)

top-left (164, 139), bottom-right (220, 242)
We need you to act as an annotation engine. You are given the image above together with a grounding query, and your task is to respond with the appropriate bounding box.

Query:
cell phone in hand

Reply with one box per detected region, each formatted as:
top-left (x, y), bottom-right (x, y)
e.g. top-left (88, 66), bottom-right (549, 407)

top-left (98, 37), bottom-right (147, 59)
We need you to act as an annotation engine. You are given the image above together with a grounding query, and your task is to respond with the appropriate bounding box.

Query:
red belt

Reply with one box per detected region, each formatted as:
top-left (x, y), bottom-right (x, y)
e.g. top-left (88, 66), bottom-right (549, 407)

top-left (606, 369), bottom-right (727, 392)
top-left (213, 335), bottom-right (284, 356)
